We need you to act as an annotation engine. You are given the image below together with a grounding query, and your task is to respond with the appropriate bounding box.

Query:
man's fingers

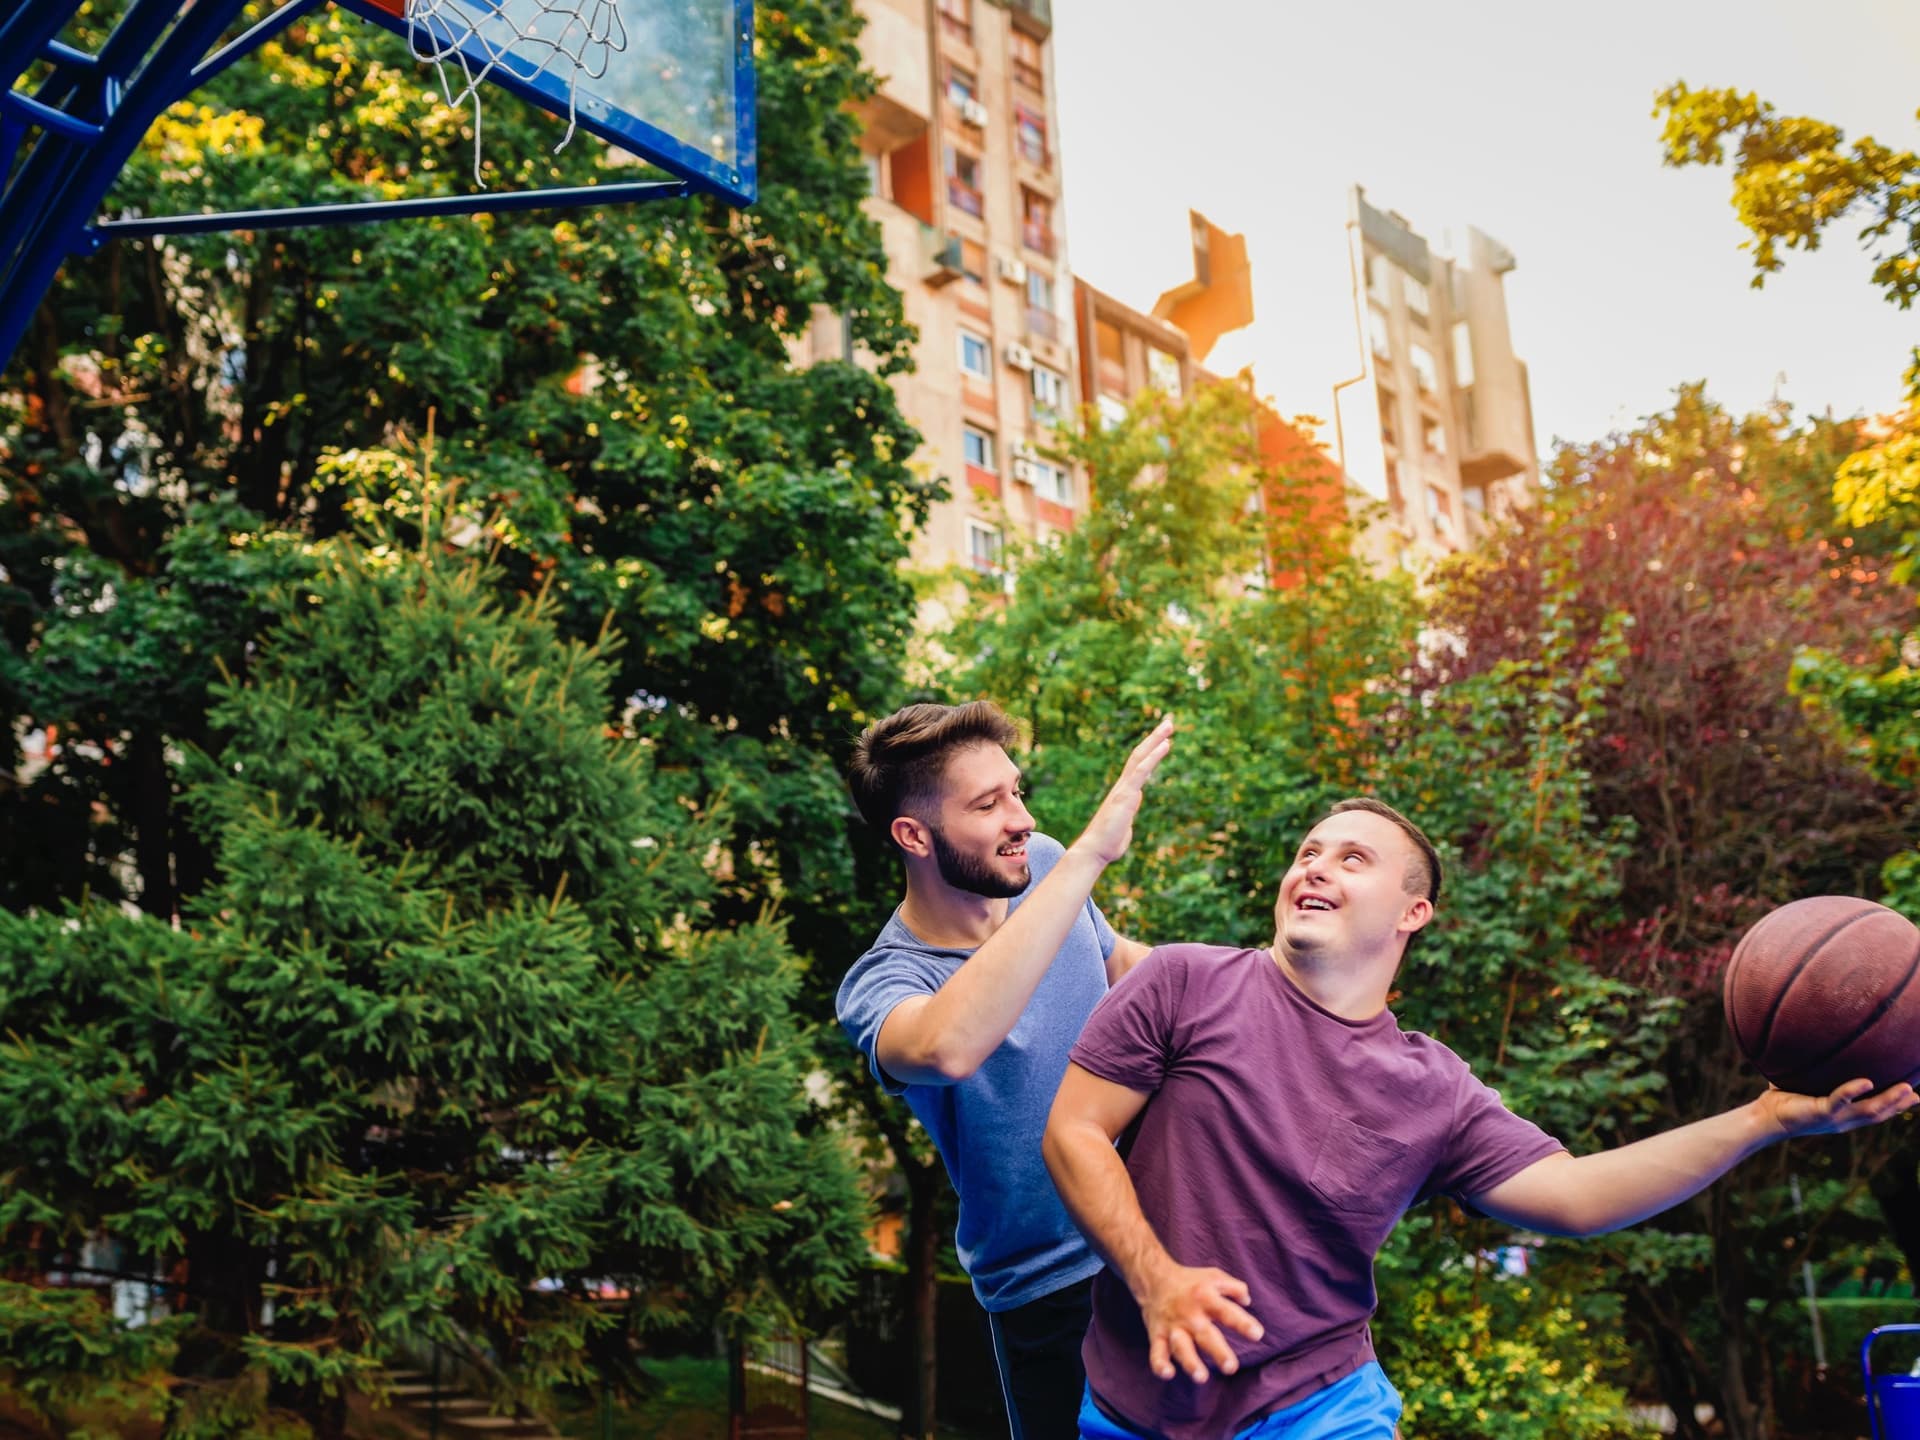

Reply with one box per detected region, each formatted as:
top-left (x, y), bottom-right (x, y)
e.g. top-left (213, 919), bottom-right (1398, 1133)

top-left (1845, 1082), bottom-right (1917, 1126)
top-left (1125, 717), bottom-right (1175, 775)
top-left (1190, 1317), bottom-right (1239, 1376)
top-left (1147, 1334), bottom-right (1175, 1382)
top-left (1166, 1328), bottom-right (1210, 1385)
top-left (1208, 1294), bottom-right (1264, 1343)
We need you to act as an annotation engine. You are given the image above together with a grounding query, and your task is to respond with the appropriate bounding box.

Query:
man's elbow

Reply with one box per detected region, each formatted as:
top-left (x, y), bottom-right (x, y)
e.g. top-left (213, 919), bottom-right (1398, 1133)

top-left (881, 1039), bottom-right (981, 1086)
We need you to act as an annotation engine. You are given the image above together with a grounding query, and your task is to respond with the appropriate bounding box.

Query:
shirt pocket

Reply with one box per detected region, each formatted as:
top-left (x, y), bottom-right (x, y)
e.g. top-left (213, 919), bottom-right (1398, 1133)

top-left (1307, 1116), bottom-right (1412, 1214)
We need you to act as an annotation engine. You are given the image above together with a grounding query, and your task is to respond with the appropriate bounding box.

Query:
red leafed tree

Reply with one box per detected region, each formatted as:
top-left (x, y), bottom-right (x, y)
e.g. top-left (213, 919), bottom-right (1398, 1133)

top-left (1423, 385), bottom-right (1918, 1440)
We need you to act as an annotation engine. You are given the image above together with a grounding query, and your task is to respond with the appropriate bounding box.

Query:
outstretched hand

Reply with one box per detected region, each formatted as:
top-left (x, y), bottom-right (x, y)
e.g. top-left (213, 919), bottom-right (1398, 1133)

top-left (1135, 1260), bottom-right (1263, 1385)
top-left (1758, 1077), bottom-right (1918, 1139)
top-left (1073, 717), bottom-right (1175, 867)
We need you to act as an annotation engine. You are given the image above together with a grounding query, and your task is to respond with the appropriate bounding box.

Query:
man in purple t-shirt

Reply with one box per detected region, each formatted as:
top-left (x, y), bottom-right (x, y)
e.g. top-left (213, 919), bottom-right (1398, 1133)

top-left (1044, 798), bottom-right (1918, 1440)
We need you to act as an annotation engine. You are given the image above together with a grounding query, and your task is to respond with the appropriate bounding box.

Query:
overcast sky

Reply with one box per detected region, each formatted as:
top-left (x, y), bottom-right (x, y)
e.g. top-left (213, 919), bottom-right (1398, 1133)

top-left (1050, 0), bottom-right (1919, 454)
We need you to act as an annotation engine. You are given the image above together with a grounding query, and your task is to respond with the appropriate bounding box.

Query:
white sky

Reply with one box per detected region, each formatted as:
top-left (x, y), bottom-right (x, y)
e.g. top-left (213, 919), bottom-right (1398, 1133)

top-left (1051, 0), bottom-right (1920, 454)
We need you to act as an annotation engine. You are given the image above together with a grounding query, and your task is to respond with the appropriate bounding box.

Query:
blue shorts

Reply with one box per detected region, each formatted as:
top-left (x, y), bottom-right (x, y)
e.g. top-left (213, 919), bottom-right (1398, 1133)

top-left (1079, 1363), bottom-right (1402, 1440)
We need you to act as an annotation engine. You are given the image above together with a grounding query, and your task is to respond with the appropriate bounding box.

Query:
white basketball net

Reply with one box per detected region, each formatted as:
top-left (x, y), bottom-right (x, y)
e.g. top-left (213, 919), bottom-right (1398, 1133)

top-left (403, 0), bottom-right (629, 183)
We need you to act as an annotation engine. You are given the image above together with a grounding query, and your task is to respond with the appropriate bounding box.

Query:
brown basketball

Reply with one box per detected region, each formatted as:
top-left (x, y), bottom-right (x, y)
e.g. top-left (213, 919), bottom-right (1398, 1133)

top-left (1722, 896), bottom-right (1920, 1096)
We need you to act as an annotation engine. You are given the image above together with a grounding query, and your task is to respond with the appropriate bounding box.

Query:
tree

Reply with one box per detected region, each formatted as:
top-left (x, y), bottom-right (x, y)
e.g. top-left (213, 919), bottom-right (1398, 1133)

top-left (0, 0), bottom-right (932, 931)
top-left (0, 527), bottom-right (869, 1438)
top-left (1659, 84), bottom-right (1920, 1354)
top-left (1425, 388), bottom-right (1917, 1440)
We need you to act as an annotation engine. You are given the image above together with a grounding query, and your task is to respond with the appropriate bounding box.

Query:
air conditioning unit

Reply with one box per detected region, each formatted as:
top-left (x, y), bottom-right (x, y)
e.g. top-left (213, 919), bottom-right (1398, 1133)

top-left (1004, 342), bottom-right (1035, 371)
top-left (1012, 441), bottom-right (1042, 464)
top-left (1011, 457), bottom-right (1040, 484)
top-left (960, 98), bottom-right (990, 128)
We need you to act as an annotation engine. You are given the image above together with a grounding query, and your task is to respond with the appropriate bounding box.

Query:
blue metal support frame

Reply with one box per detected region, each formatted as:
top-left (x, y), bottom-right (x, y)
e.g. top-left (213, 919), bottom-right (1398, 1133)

top-left (88, 179), bottom-right (690, 239)
top-left (0, 0), bottom-right (757, 368)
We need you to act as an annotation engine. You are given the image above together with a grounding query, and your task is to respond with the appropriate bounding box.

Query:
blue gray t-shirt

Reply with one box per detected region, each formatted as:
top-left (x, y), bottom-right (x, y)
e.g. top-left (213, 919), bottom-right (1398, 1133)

top-left (836, 833), bottom-right (1115, 1312)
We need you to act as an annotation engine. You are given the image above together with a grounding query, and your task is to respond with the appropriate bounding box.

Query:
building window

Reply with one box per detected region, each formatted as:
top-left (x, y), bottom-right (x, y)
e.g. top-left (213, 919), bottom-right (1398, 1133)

top-left (1015, 104), bottom-right (1049, 167)
top-left (967, 518), bottom-right (1003, 573)
top-left (1021, 188), bottom-right (1054, 257)
top-left (1409, 341), bottom-right (1437, 394)
top-left (1031, 364), bottom-right (1068, 421)
top-left (1009, 30), bottom-right (1044, 91)
top-left (1148, 348), bottom-right (1182, 396)
top-left (946, 65), bottom-right (976, 107)
top-left (961, 237), bottom-right (987, 286)
top-left (946, 146), bottom-right (984, 218)
top-left (1368, 306), bottom-right (1391, 360)
top-left (963, 424), bottom-right (995, 471)
top-left (1097, 394), bottom-right (1128, 430)
top-left (1422, 414), bottom-right (1446, 456)
top-left (1451, 320), bottom-right (1474, 389)
top-left (1030, 459), bottom-right (1071, 504)
top-left (959, 328), bottom-right (991, 380)
top-left (1025, 268), bottom-right (1059, 341)
top-left (1404, 276), bottom-right (1429, 321)
top-left (938, 0), bottom-right (971, 45)
top-left (1426, 483), bottom-right (1453, 536)
top-left (1366, 251), bottom-right (1389, 301)
top-left (1378, 392), bottom-right (1398, 450)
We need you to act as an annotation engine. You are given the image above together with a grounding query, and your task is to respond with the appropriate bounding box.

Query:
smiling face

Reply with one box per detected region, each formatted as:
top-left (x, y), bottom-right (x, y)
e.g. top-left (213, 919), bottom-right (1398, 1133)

top-left (907, 741), bottom-right (1035, 899)
top-left (1273, 809), bottom-right (1434, 964)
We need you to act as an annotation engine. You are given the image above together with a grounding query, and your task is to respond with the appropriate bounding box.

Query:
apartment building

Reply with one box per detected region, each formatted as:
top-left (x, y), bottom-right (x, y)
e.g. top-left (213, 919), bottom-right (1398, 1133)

top-left (1078, 214), bottom-right (1346, 591)
top-left (1346, 186), bottom-right (1538, 565)
top-left (832, 0), bottom-right (1079, 580)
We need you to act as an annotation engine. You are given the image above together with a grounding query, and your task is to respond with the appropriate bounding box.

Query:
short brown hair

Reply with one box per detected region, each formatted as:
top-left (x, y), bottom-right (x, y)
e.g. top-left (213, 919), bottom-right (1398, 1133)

top-left (1325, 796), bottom-right (1443, 906)
top-left (849, 701), bottom-right (1020, 850)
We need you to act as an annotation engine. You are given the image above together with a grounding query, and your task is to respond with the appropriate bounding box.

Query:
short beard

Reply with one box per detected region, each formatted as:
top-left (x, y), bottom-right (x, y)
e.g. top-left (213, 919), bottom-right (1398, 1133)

top-left (930, 824), bottom-right (1029, 899)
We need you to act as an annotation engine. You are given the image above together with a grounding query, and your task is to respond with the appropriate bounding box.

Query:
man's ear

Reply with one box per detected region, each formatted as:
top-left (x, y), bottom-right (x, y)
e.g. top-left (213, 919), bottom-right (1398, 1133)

top-left (892, 815), bottom-right (933, 859)
top-left (1398, 896), bottom-right (1434, 935)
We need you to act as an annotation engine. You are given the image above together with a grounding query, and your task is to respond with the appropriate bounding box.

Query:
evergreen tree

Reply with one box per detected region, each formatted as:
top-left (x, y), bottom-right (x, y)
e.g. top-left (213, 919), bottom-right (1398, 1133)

top-left (0, 528), bottom-right (868, 1438)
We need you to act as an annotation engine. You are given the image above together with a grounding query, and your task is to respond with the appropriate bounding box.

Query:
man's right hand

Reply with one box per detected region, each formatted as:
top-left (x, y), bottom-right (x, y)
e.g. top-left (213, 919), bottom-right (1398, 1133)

top-left (1134, 1258), bottom-right (1263, 1384)
top-left (1073, 716), bottom-right (1175, 867)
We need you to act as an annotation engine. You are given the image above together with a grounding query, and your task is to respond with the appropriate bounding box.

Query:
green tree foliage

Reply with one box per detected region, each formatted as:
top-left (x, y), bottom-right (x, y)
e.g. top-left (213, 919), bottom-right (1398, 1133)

top-left (944, 383), bottom-right (1651, 1436)
top-left (1426, 388), bottom-right (1918, 1440)
top-left (0, 532), bottom-right (868, 1438)
top-left (1657, 82), bottom-right (1920, 908)
top-left (0, 0), bottom-right (931, 942)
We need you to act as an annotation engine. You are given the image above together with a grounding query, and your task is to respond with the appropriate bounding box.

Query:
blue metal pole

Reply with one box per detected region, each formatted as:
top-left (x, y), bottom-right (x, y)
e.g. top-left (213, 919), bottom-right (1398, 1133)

top-left (0, 0), bottom-right (252, 366)
top-left (88, 178), bottom-right (693, 237)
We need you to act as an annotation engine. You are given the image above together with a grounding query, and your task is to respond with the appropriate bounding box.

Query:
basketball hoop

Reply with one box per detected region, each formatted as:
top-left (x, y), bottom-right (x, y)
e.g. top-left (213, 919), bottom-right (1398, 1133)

top-left (368, 0), bottom-right (629, 183)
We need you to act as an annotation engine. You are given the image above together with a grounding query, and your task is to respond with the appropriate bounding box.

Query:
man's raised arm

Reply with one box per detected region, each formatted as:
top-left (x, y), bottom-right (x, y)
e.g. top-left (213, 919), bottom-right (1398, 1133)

top-left (878, 719), bottom-right (1171, 1085)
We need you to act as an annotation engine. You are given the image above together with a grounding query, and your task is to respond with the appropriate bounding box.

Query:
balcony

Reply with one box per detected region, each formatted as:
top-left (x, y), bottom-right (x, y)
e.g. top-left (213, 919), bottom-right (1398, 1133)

top-left (1025, 307), bottom-right (1060, 343)
top-left (949, 179), bottom-right (984, 219)
top-left (1021, 220), bottom-right (1055, 257)
top-left (991, 0), bottom-right (1052, 38)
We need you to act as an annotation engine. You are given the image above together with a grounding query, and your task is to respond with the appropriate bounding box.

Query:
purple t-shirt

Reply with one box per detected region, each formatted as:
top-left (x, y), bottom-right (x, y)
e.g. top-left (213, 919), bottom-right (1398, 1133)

top-left (1069, 943), bottom-right (1565, 1440)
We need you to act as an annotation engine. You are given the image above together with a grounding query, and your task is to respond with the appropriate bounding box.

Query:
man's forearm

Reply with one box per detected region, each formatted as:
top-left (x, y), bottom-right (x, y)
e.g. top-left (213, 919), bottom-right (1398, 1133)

top-left (1043, 1118), bottom-right (1175, 1299)
top-left (1491, 1101), bottom-right (1780, 1237)
top-left (908, 845), bottom-right (1110, 1077)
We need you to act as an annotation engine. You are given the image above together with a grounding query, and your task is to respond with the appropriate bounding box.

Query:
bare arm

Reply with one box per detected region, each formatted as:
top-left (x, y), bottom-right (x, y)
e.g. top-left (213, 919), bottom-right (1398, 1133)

top-left (1472, 1078), bottom-right (1918, 1237)
top-left (1043, 1063), bottom-right (1264, 1384)
top-left (1106, 935), bottom-right (1152, 985)
top-left (877, 719), bottom-right (1172, 1085)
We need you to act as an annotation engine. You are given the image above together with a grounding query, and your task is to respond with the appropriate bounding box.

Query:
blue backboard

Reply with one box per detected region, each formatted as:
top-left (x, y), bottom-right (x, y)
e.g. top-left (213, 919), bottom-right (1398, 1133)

top-left (337, 0), bottom-right (756, 204)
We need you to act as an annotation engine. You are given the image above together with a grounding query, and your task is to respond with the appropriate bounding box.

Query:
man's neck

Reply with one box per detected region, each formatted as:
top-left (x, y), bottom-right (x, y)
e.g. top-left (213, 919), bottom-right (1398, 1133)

top-left (1269, 942), bottom-right (1396, 1021)
top-left (899, 869), bottom-right (1009, 950)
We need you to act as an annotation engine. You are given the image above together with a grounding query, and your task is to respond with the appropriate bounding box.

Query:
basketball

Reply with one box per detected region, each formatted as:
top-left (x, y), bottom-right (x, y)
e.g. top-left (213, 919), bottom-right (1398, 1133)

top-left (1723, 896), bottom-right (1920, 1096)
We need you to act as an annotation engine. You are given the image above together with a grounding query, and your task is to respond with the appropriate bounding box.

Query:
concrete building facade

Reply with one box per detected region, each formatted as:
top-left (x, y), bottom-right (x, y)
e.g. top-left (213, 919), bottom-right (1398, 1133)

top-left (835, 0), bottom-right (1080, 581)
top-left (1346, 187), bottom-right (1538, 567)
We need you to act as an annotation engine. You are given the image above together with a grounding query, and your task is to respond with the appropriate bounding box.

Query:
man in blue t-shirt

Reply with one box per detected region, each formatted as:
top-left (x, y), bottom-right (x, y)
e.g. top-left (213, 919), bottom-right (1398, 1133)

top-left (1045, 797), bottom-right (1920, 1440)
top-left (838, 701), bottom-right (1172, 1439)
